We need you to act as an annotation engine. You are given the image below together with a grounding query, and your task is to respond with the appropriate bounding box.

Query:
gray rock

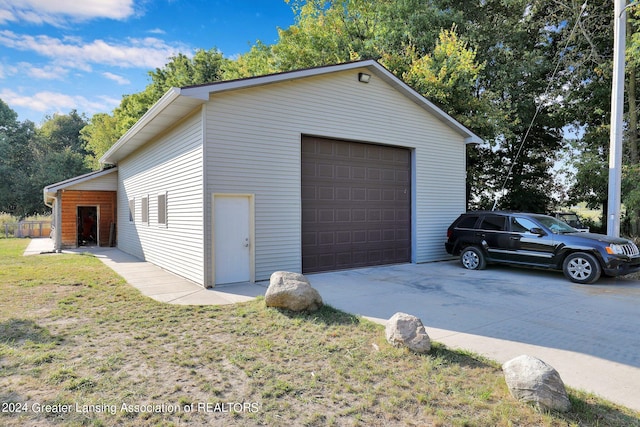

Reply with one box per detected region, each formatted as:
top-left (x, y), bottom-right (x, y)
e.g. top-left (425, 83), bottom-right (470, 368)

top-left (502, 355), bottom-right (571, 412)
top-left (265, 271), bottom-right (323, 312)
top-left (385, 312), bottom-right (431, 353)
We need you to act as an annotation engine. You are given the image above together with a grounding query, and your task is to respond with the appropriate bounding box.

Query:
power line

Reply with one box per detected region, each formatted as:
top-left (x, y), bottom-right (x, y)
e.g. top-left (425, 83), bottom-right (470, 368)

top-left (492, 1), bottom-right (588, 211)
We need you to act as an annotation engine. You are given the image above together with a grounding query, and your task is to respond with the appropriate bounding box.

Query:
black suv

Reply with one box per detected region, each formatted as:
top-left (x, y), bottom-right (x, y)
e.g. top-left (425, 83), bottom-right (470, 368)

top-left (445, 211), bottom-right (640, 284)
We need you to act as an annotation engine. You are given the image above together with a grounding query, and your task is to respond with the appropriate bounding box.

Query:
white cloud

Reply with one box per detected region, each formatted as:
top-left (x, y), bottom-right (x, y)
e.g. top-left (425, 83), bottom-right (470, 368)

top-left (102, 72), bottom-right (130, 85)
top-left (21, 63), bottom-right (68, 80)
top-left (0, 8), bottom-right (12, 24)
top-left (0, 0), bottom-right (135, 25)
top-left (0, 88), bottom-right (119, 116)
top-left (0, 30), bottom-right (189, 70)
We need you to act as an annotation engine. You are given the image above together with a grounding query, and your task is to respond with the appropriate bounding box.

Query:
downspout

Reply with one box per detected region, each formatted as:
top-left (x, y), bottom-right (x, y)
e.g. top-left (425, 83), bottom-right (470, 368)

top-left (44, 190), bottom-right (63, 253)
top-left (54, 190), bottom-right (62, 252)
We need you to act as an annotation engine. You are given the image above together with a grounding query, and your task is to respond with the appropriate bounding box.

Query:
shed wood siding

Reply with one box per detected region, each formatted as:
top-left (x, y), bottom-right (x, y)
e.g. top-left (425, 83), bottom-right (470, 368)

top-left (117, 111), bottom-right (205, 285)
top-left (59, 190), bottom-right (116, 248)
top-left (204, 68), bottom-right (466, 282)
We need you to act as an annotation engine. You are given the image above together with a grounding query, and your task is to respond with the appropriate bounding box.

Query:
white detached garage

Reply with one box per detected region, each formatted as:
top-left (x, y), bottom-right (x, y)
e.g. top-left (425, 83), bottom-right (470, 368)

top-left (100, 60), bottom-right (481, 288)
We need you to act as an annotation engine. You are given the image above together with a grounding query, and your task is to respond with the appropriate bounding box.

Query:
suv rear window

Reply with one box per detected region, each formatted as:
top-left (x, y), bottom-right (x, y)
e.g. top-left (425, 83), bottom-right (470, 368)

top-left (479, 215), bottom-right (507, 231)
top-left (456, 215), bottom-right (480, 229)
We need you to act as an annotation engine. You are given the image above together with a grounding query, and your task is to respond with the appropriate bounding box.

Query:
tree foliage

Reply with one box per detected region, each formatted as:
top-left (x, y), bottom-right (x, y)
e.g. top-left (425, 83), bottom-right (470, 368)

top-left (0, 102), bottom-right (89, 217)
top-left (0, 99), bottom-right (37, 216)
top-left (81, 113), bottom-right (121, 169)
top-left (4, 0), bottom-right (640, 234)
top-left (403, 26), bottom-right (486, 129)
top-left (88, 48), bottom-right (230, 157)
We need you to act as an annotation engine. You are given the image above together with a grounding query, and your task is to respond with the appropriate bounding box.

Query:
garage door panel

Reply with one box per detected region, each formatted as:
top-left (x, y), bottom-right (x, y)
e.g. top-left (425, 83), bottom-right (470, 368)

top-left (382, 169), bottom-right (396, 181)
top-left (302, 136), bottom-right (411, 273)
top-left (352, 167), bottom-right (366, 179)
top-left (335, 209), bottom-right (350, 222)
top-left (382, 209), bottom-right (396, 221)
top-left (319, 140), bottom-right (335, 154)
top-left (397, 189), bottom-right (409, 201)
top-left (382, 189), bottom-right (396, 201)
top-left (318, 164), bottom-right (334, 178)
top-left (336, 231), bottom-right (351, 243)
top-left (318, 187), bottom-right (334, 200)
top-left (336, 165), bottom-right (350, 178)
top-left (350, 188), bottom-right (366, 200)
top-left (302, 231), bottom-right (317, 246)
top-left (336, 188), bottom-right (350, 200)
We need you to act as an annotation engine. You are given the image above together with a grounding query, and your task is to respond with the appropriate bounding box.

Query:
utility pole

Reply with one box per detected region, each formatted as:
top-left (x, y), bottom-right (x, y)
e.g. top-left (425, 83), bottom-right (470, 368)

top-left (608, 0), bottom-right (627, 237)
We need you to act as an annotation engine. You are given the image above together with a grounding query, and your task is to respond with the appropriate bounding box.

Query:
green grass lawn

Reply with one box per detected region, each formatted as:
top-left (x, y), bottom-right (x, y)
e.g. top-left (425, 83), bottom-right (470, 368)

top-left (1, 238), bottom-right (639, 426)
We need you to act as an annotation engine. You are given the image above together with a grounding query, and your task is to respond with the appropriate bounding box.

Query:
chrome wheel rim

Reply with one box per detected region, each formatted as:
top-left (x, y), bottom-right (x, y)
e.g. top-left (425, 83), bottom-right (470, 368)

top-left (461, 250), bottom-right (479, 269)
top-left (567, 257), bottom-right (592, 280)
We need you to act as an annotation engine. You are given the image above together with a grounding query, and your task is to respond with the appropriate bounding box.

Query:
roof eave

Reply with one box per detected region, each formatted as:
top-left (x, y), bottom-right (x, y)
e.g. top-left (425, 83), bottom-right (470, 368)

top-left (101, 60), bottom-right (483, 164)
top-left (366, 63), bottom-right (483, 144)
top-left (183, 60), bottom-right (483, 144)
top-left (179, 60), bottom-right (383, 98)
top-left (43, 167), bottom-right (119, 205)
top-left (100, 88), bottom-right (208, 164)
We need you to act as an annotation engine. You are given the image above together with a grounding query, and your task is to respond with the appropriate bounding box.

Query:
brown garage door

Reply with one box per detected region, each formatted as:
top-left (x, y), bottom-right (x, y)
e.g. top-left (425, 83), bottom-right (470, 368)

top-left (302, 136), bottom-right (411, 273)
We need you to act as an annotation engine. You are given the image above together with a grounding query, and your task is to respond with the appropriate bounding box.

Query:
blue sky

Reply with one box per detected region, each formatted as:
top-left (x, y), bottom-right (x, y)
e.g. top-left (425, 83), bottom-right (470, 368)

top-left (0, 0), bottom-right (297, 124)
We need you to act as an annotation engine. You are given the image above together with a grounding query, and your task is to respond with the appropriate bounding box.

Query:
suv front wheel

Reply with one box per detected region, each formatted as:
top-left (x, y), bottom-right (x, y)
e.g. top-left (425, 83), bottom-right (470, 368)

top-left (460, 246), bottom-right (486, 270)
top-left (562, 252), bottom-right (601, 284)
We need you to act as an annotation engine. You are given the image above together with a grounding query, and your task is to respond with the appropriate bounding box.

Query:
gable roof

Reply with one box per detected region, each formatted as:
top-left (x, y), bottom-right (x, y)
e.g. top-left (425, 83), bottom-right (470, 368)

top-left (100, 60), bottom-right (482, 164)
top-left (43, 167), bottom-right (118, 206)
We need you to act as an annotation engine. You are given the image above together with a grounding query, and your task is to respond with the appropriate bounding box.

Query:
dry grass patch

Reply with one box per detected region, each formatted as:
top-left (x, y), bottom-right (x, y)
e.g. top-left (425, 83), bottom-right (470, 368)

top-left (1, 238), bottom-right (639, 426)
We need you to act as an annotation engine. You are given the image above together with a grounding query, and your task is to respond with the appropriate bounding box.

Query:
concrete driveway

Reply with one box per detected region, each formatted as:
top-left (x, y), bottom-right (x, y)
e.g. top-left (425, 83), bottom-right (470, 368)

top-left (306, 261), bottom-right (640, 412)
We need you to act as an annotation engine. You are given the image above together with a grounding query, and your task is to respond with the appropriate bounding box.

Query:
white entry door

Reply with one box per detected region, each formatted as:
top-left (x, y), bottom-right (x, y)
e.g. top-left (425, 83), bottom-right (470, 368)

top-left (214, 195), bottom-right (252, 284)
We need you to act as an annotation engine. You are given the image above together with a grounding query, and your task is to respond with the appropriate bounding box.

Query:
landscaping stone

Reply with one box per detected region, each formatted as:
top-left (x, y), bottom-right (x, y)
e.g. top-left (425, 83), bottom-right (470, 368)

top-left (265, 271), bottom-right (323, 312)
top-left (502, 354), bottom-right (571, 412)
top-left (385, 312), bottom-right (431, 353)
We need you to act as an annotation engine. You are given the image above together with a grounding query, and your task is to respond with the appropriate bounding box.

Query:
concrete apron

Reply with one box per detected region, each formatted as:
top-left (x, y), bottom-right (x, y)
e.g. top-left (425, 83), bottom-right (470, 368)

top-left (24, 238), bottom-right (640, 412)
top-left (23, 238), bottom-right (263, 305)
top-left (306, 263), bottom-right (640, 413)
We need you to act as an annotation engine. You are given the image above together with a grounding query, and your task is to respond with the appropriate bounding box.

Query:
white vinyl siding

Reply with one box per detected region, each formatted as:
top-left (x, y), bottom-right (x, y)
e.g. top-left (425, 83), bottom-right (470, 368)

top-left (204, 68), bottom-right (466, 282)
top-left (66, 170), bottom-right (118, 191)
top-left (117, 110), bottom-right (205, 285)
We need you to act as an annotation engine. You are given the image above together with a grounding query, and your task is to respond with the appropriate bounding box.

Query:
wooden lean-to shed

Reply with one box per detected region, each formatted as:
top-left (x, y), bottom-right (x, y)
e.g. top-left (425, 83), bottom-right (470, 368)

top-left (43, 168), bottom-right (118, 251)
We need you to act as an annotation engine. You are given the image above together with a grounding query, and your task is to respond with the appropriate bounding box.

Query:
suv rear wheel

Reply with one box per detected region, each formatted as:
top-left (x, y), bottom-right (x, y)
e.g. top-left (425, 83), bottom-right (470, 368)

top-left (562, 252), bottom-right (601, 284)
top-left (460, 246), bottom-right (486, 270)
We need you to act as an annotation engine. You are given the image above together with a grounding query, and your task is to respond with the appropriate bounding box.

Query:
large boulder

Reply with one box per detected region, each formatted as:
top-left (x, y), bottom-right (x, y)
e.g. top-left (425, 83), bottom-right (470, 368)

top-left (385, 312), bottom-right (431, 353)
top-left (265, 271), bottom-right (323, 312)
top-left (502, 355), bottom-right (571, 412)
